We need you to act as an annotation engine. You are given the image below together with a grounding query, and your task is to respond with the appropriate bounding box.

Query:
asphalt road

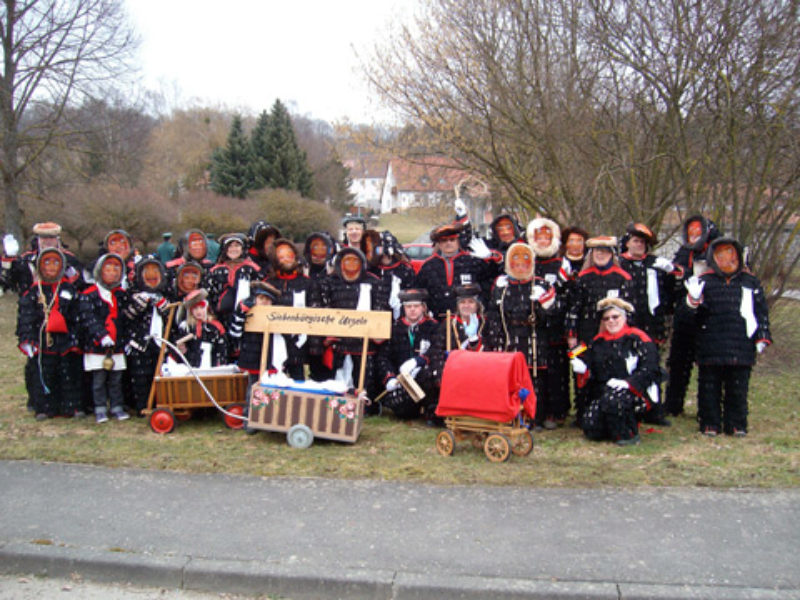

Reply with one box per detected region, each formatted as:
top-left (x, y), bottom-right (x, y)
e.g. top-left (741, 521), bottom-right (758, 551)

top-left (1, 460), bottom-right (798, 599)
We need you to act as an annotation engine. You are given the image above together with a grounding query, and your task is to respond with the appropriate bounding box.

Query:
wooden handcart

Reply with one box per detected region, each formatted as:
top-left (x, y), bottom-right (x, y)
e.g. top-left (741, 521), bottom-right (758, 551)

top-left (434, 350), bottom-right (536, 462)
top-left (243, 305), bottom-right (392, 447)
top-left (144, 303), bottom-right (250, 434)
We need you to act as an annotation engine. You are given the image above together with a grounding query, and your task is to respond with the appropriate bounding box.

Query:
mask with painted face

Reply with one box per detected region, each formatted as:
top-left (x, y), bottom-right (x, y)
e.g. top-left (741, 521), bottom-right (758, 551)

top-left (507, 245), bottom-right (534, 280)
top-left (713, 243), bottom-right (739, 275)
top-left (340, 254), bottom-right (362, 282)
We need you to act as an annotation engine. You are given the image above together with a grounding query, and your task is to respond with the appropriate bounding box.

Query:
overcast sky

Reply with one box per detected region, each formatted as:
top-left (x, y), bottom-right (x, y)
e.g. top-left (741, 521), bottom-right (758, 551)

top-left (125, 0), bottom-right (414, 123)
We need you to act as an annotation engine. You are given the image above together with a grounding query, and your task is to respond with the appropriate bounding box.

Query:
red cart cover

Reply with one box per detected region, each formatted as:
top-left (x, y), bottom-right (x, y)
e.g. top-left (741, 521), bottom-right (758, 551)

top-left (436, 351), bottom-right (536, 421)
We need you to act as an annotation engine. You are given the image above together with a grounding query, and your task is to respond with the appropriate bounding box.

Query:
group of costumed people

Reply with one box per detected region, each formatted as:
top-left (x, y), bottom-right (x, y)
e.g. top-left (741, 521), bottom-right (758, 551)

top-left (1, 199), bottom-right (772, 445)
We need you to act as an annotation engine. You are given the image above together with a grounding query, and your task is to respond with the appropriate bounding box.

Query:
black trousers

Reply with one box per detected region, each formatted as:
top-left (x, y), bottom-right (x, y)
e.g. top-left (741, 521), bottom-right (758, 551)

top-left (583, 387), bottom-right (643, 443)
top-left (28, 352), bottom-right (83, 417)
top-left (535, 343), bottom-right (570, 424)
top-left (665, 317), bottom-right (696, 416)
top-left (697, 364), bottom-right (751, 434)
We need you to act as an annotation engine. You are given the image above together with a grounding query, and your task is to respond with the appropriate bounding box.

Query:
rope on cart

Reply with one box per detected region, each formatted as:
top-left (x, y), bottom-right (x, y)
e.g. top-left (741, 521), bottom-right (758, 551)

top-left (150, 334), bottom-right (248, 423)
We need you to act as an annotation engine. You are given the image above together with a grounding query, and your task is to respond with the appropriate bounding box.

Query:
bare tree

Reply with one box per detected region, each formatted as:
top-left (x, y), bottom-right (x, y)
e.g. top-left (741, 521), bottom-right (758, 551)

top-left (0, 0), bottom-right (138, 237)
top-left (365, 0), bottom-right (800, 299)
top-left (364, 0), bottom-right (602, 223)
top-left (588, 0), bottom-right (800, 300)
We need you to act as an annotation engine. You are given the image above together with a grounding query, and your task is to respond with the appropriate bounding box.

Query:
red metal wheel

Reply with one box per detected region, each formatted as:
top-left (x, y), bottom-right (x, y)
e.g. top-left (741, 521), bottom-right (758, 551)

top-left (223, 403), bottom-right (246, 430)
top-left (149, 408), bottom-right (175, 434)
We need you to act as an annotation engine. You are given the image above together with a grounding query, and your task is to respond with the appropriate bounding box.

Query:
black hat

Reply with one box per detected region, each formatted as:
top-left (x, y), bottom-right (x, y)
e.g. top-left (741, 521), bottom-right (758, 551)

top-left (430, 222), bottom-right (463, 242)
top-left (250, 281), bottom-right (281, 302)
top-left (342, 215), bottom-right (366, 227)
top-left (398, 288), bottom-right (429, 303)
top-left (454, 283), bottom-right (482, 301)
top-left (626, 222), bottom-right (657, 246)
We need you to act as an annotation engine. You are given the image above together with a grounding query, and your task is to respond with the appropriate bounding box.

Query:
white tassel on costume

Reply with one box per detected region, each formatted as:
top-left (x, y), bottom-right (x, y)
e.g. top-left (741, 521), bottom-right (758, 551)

top-left (357, 283), bottom-right (372, 311)
top-left (646, 268), bottom-right (660, 316)
top-left (740, 287), bottom-right (757, 338)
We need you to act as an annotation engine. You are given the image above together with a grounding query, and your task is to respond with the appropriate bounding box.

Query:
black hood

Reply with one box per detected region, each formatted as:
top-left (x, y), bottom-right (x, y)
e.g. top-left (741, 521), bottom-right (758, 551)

top-left (333, 247), bottom-right (367, 280)
top-left (682, 215), bottom-right (721, 253)
top-left (135, 258), bottom-right (166, 293)
top-left (706, 237), bottom-right (744, 278)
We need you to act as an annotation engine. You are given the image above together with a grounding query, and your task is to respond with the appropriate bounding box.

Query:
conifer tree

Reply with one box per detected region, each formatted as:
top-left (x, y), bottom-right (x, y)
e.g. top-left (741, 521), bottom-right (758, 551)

top-left (249, 110), bottom-right (271, 190)
top-left (250, 99), bottom-right (314, 197)
top-left (210, 115), bottom-right (251, 199)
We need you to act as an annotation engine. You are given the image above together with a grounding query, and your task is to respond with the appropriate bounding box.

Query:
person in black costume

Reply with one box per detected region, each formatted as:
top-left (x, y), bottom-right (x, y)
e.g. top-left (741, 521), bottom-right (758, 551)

top-left (571, 297), bottom-right (660, 446)
top-left (122, 258), bottom-right (169, 416)
top-left (664, 215), bottom-right (722, 417)
top-left (485, 242), bottom-right (563, 430)
top-left (375, 288), bottom-right (440, 421)
top-left (16, 248), bottom-right (83, 419)
top-left (684, 237), bottom-right (771, 437)
top-left (618, 222), bottom-right (680, 426)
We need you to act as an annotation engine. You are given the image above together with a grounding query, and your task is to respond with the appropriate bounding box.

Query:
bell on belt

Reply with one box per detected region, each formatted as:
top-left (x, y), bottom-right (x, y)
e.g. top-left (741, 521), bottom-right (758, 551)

top-left (102, 350), bottom-right (114, 371)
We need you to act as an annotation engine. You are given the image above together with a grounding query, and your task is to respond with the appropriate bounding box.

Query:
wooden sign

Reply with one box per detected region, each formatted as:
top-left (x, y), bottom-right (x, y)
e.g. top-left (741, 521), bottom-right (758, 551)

top-left (244, 305), bottom-right (392, 340)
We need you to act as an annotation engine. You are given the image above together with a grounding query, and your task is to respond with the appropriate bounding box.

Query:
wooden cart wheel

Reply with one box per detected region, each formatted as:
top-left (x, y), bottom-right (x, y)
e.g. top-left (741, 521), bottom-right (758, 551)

top-left (223, 403), bottom-right (246, 430)
top-left (484, 433), bottom-right (511, 462)
top-left (287, 424), bottom-right (314, 449)
top-left (435, 430), bottom-right (456, 456)
top-left (511, 429), bottom-right (534, 457)
top-left (149, 408), bottom-right (176, 434)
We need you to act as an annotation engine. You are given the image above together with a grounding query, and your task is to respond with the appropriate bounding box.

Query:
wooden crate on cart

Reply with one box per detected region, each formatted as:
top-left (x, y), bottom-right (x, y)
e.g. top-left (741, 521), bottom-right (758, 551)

top-left (243, 305), bottom-right (392, 447)
top-left (144, 303), bottom-right (251, 434)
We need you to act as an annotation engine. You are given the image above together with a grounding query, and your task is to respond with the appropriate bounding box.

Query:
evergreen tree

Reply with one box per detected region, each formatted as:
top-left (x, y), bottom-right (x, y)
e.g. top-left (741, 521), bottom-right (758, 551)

top-left (210, 115), bottom-right (251, 199)
top-left (249, 110), bottom-right (272, 190)
top-left (313, 152), bottom-right (355, 213)
top-left (250, 99), bottom-right (315, 197)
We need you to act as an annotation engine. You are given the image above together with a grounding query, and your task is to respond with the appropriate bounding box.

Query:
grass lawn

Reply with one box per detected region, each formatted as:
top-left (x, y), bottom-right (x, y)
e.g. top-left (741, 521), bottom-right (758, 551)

top-left (0, 291), bottom-right (798, 488)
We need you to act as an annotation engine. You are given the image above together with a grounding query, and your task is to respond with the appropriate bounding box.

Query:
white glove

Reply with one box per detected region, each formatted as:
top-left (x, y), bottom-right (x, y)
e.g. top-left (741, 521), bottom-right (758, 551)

top-left (454, 198), bottom-right (467, 218)
top-left (463, 314), bottom-right (479, 337)
top-left (467, 334), bottom-right (479, 344)
top-left (653, 257), bottom-right (674, 272)
top-left (100, 335), bottom-right (114, 348)
top-left (468, 237), bottom-right (491, 259)
top-left (20, 343), bottom-right (35, 358)
top-left (570, 357), bottom-right (587, 374)
top-left (386, 378), bottom-right (400, 392)
top-left (3, 234), bottom-right (19, 257)
top-left (399, 358), bottom-right (418, 375)
top-left (685, 276), bottom-right (705, 301)
top-left (756, 341), bottom-right (768, 354)
top-left (606, 378), bottom-right (629, 391)
top-left (531, 285), bottom-right (546, 302)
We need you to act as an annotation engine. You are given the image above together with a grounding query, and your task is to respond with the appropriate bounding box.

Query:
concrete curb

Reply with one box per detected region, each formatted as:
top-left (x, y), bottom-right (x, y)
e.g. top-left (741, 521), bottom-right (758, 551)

top-left (1, 541), bottom-right (797, 600)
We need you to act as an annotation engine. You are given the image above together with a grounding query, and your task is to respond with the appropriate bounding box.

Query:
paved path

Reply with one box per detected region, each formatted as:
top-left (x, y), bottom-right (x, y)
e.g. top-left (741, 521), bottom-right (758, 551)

top-left (1, 460), bottom-right (798, 599)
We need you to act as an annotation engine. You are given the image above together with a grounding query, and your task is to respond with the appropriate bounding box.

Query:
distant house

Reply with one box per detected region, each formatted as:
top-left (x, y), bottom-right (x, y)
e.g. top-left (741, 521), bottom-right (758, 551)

top-left (343, 156), bottom-right (388, 214)
top-left (379, 156), bottom-right (490, 216)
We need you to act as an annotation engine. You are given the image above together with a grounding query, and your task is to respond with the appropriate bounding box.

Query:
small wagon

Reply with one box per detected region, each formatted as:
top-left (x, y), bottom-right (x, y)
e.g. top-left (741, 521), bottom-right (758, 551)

top-left (144, 304), bottom-right (250, 434)
top-left (434, 350), bottom-right (536, 462)
top-left (242, 305), bottom-right (392, 447)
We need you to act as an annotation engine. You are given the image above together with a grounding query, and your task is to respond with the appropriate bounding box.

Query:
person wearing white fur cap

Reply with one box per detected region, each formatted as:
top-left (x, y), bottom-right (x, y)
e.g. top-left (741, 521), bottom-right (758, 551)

top-left (526, 217), bottom-right (572, 426)
top-left (571, 297), bottom-right (660, 446)
top-left (485, 242), bottom-right (564, 430)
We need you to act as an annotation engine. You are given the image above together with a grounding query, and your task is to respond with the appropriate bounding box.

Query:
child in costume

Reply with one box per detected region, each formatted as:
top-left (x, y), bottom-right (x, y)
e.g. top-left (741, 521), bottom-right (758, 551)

top-left (16, 248), bottom-right (83, 419)
top-left (79, 253), bottom-right (129, 423)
